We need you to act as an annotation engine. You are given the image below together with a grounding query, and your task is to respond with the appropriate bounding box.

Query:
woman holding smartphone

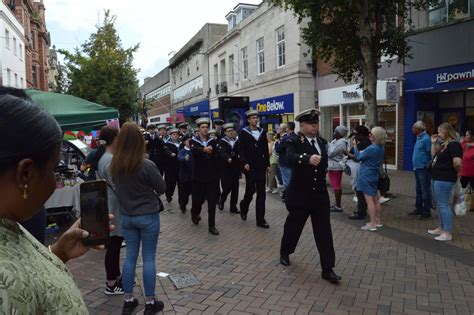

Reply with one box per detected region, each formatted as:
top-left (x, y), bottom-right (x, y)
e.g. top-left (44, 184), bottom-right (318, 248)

top-left (110, 123), bottom-right (166, 315)
top-left (428, 123), bottom-right (462, 241)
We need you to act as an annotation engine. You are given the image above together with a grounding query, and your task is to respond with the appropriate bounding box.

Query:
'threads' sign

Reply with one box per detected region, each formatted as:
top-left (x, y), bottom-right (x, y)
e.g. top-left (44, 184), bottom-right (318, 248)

top-left (250, 93), bottom-right (294, 115)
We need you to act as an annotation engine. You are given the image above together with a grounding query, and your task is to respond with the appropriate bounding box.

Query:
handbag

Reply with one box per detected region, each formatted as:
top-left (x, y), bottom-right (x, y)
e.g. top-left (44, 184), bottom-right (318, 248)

top-left (377, 155), bottom-right (390, 193)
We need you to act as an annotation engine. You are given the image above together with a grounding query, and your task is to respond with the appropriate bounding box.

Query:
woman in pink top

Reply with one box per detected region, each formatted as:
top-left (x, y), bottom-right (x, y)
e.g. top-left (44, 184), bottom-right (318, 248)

top-left (461, 130), bottom-right (474, 212)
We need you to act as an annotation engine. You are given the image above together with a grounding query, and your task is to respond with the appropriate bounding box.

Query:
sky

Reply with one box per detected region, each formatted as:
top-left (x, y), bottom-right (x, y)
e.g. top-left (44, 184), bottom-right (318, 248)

top-left (44, 0), bottom-right (262, 85)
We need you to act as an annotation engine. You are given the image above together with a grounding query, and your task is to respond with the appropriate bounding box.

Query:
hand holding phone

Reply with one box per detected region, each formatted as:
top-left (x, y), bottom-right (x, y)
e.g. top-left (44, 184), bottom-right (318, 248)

top-left (80, 180), bottom-right (110, 246)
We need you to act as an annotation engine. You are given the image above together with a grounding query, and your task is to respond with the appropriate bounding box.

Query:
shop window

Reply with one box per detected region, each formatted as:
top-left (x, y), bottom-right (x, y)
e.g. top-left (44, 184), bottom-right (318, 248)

top-left (465, 107), bottom-right (474, 131)
top-left (466, 91), bottom-right (474, 107)
top-left (439, 92), bottom-right (464, 108)
top-left (347, 103), bottom-right (365, 116)
top-left (429, 0), bottom-right (471, 26)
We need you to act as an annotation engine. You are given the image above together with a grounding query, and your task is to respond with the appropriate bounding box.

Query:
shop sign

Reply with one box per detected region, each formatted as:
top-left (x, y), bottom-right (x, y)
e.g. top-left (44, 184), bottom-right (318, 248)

top-left (386, 82), bottom-right (400, 103)
top-left (250, 93), bottom-right (294, 115)
top-left (342, 91), bottom-right (360, 99)
top-left (436, 69), bottom-right (474, 84)
top-left (181, 99), bottom-right (209, 117)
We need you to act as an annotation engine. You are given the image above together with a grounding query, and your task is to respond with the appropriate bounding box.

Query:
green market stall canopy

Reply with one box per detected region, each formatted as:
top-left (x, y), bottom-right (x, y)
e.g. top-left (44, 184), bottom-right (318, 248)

top-left (26, 89), bottom-right (119, 131)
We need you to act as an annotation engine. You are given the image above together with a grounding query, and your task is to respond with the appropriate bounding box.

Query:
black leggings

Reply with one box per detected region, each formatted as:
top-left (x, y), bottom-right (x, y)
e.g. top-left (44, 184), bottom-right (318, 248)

top-left (460, 176), bottom-right (474, 189)
top-left (105, 236), bottom-right (124, 281)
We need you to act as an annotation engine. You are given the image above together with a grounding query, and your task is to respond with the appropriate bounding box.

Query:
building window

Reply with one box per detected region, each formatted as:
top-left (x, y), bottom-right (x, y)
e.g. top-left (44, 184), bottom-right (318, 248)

top-left (32, 66), bottom-right (37, 87)
top-left (187, 67), bottom-right (190, 76)
top-left (241, 47), bottom-right (248, 80)
top-left (429, 0), bottom-right (471, 26)
top-left (20, 77), bottom-right (24, 88)
top-left (30, 30), bottom-right (36, 49)
top-left (14, 73), bottom-right (18, 87)
top-left (19, 44), bottom-right (22, 60)
top-left (229, 54), bottom-right (234, 84)
top-left (256, 37), bottom-right (265, 75)
top-left (276, 27), bottom-right (285, 68)
top-left (7, 69), bottom-right (11, 86)
top-left (13, 37), bottom-right (17, 55)
top-left (5, 29), bottom-right (10, 49)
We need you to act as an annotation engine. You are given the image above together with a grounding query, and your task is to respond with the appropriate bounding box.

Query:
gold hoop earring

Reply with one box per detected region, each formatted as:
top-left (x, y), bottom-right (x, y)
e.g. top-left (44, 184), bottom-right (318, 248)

top-left (23, 184), bottom-right (28, 200)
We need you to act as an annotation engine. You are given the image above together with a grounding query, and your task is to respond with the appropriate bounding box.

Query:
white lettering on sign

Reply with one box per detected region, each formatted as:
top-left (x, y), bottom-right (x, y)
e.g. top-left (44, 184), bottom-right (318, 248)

top-left (256, 100), bottom-right (285, 112)
top-left (436, 69), bottom-right (474, 84)
top-left (190, 106), bottom-right (199, 112)
top-left (342, 91), bottom-right (360, 99)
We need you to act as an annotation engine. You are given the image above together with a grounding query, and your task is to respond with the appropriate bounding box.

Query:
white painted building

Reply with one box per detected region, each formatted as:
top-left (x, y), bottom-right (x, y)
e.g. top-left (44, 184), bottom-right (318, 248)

top-left (207, 1), bottom-right (315, 132)
top-left (0, 2), bottom-right (26, 88)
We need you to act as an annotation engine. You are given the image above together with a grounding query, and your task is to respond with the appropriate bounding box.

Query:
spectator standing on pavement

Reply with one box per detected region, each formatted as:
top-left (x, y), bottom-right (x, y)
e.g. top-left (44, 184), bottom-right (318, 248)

top-left (345, 126), bottom-right (371, 220)
top-left (238, 109), bottom-right (271, 228)
top-left (409, 121), bottom-right (433, 219)
top-left (218, 123), bottom-right (241, 213)
top-left (353, 127), bottom-right (386, 231)
top-left (163, 129), bottom-right (182, 203)
top-left (279, 109), bottom-right (341, 284)
top-left (428, 123), bottom-right (462, 242)
top-left (110, 123), bottom-right (166, 314)
top-left (92, 126), bottom-right (125, 296)
top-left (461, 130), bottom-right (474, 211)
top-left (266, 132), bottom-right (278, 193)
top-left (0, 94), bottom-right (109, 313)
top-left (189, 117), bottom-right (221, 236)
top-left (275, 121), bottom-right (297, 201)
top-left (327, 126), bottom-right (349, 213)
top-left (178, 135), bottom-right (193, 213)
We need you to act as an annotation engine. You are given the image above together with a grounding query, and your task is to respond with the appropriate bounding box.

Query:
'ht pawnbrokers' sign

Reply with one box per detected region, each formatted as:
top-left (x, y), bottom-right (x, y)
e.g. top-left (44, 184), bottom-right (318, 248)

top-left (250, 93), bottom-right (294, 115)
top-left (436, 69), bottom-right (474, 84)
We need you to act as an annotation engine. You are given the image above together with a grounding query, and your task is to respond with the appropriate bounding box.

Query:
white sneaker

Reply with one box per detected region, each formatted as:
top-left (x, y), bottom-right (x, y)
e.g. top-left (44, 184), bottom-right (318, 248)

top-left (379, 197), bottom-right (390, 204)
top-left (361, 224), bottom-right (377, 231)
top-left (434, 233), bottom-right (452, 241)
top-left (352, 196), bottom-right (358, 203)
top-left (427, 228), bottom-right (443, 235)
top-left (376, 224), bottom-right (383, 228)
top-left (272, 188), bottom-right (279, 194)
top-left (265, 188), bottom-right (271, 192)
top-left (277, 184), bottom-right (284, 189)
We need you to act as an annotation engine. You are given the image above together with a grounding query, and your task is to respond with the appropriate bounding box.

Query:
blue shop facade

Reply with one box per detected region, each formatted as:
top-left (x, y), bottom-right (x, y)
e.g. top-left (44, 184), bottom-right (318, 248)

top-left (403, 62), bottom-right (474, 170)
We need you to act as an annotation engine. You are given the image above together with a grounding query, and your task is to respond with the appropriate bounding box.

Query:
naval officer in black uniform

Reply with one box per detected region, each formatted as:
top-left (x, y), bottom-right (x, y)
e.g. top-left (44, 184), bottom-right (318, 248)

top-left (145, 124), bottom-right (166, 175)
top-left (218, 123), bottom-right (241, 213)
top-left (238, 109), bottom-right (270, 228)
top-left (279, 109), bottom-right (341, 284)
top-left (164, 128), bottom-right (182, 203)
top-left (189, 117), bottom-right (220, 235)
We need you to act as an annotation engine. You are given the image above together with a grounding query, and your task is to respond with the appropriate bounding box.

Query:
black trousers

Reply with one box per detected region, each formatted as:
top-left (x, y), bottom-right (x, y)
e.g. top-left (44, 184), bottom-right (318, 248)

top-left (151, 158), bottom-right (165, 177)
top-left (178, 180), bottom-right (192, 207)
top-left (105, 236), bottom-right (124, 281)
top-left (165, 167), bottom-right (179, 199)
top-left (220, 173), bottom-right (239, 208)
top-left (240, 168), bottom-right (266, 224)
top-left (280, 193), bottom-right (336, 271)
top-left (191, 180), bottom-right (219, 228)
top-left (356, 190), bottom-right (367, 215)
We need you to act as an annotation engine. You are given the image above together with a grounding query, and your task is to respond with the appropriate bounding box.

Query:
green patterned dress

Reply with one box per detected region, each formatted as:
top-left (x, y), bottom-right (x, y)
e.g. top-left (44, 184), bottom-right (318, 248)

top-left (0, 218), bottom-right (87, 314)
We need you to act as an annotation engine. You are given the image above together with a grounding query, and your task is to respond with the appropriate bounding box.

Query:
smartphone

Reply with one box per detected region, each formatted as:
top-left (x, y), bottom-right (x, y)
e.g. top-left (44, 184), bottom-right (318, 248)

top-left (80, 180), bottom-right (110, 246)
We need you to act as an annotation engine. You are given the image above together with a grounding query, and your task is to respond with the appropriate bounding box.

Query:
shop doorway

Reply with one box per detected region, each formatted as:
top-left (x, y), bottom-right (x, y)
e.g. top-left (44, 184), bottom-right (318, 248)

top-left (348, 116), bottom-right (366, 130)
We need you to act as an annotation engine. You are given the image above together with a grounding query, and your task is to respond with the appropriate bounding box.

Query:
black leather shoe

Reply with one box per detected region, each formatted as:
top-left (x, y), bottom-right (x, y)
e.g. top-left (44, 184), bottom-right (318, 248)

top-left (322, 270), bottom-right (342, 284)
top-left (419, 214), bottom-right (432, 220)
top-left (230, 207), bottom-right (240, 214)
top-left (280, 255), bottom-right (290, 266)
top-left (257, 221), bottom-right (270, 229)
top-left (218, 201), bottom-right (224, 211)
top-left (408, 210), bottom-right (422, 216)
top-left (180, 204), bottom-right (187, 213)
top-left (349, 212), bottom-right (366, 220)
top-left (191, 215), bottom-right (201, 225)
top-left (209, 227), bottom-right (219, 235)
top-left (240, 211), bottom-right (247, 221)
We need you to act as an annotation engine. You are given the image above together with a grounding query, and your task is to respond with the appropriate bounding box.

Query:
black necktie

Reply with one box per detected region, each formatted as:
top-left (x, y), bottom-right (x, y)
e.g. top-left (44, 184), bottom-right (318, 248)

top-left (311, 139), bottom-right (319, 154)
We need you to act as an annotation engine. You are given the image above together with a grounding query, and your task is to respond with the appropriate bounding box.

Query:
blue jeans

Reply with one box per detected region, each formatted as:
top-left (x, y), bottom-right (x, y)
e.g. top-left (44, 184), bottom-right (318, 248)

top-left (280, 166), bottom-right (292, 188)
top-left (121, 212), bottom-right (160, 297)
top-left (432, 180), bottom-right (455, 233)
top-left (415, 168), bottom-right (431, 215)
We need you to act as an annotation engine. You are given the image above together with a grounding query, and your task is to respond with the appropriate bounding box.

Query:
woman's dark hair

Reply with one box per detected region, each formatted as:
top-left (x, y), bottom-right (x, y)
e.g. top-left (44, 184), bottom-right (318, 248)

top-left (110, 123), bottom-right (145, 178)
top-left (0, 94), bottom-right (62, 174)
top-left (89, 125), bottom-right (119, 170)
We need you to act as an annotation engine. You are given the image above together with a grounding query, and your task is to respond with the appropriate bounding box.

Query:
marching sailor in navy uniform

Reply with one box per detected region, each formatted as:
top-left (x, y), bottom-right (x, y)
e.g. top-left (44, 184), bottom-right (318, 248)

top-left (179, 122), bottom-right (190, 141)
top-left (279, 109), bottom-right (341, 284)
top-left (164, 128), bottom-right (182, 203)
top-left (178, 134), bottom-right (193, 213)
top-left (238, 109), bottom-right (270, 228)
top-left (213, 118), bottom-right (225, 139)
top-left (145, 124), bottom-right (166, 175)
top-left (218, 123), bottom-right (241, 213)
top-left (189, 117), bottom-right (220, 235)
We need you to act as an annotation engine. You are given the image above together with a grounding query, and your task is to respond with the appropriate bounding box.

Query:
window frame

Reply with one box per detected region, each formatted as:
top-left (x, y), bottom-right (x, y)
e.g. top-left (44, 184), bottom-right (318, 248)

top-left (241, 47), bottom-right (248, 80)
top-left (256, 37), bottom-right (265, 75)
top-left (276, 27), bottom-right (286, 68)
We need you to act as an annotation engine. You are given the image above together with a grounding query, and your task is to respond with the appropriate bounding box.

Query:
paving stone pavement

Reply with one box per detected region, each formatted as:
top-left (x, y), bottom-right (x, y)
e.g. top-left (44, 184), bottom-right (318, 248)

top-left (65, 171), bottom-right (474, 314)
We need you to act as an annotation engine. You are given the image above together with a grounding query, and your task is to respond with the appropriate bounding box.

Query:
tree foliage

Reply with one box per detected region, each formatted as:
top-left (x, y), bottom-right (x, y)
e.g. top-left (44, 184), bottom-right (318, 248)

top-left (269, 0), bottom-right (431, 125)
top-left (59, 10), bottom-right (140, 123)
